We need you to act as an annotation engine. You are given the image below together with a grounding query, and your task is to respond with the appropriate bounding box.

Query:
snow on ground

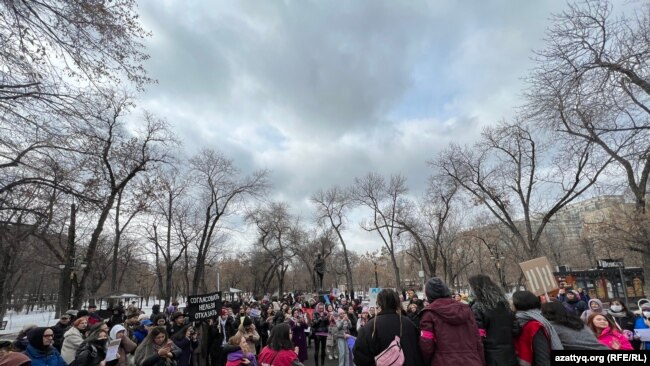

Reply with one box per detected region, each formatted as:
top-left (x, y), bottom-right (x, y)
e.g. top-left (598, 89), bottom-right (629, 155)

top-left (0, 300), bottom-right (177, 338)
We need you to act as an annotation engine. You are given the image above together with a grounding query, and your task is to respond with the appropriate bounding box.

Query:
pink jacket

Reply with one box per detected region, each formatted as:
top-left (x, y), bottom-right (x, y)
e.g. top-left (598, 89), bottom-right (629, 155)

top-left (598, 327), bottom-right (633, 350)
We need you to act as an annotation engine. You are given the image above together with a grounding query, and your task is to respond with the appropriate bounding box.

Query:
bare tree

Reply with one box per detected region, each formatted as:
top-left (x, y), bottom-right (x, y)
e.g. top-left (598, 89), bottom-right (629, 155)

top-left (189, 149), bottom-right (268, 294)
top-left (311, 186), bottom-right (356, 297)
top-left (352, 173), bottom-right (409, 293)
top-left (435, 121), bottom-right (606, 260)
top-left (527, 0), bottom-right (650, 288)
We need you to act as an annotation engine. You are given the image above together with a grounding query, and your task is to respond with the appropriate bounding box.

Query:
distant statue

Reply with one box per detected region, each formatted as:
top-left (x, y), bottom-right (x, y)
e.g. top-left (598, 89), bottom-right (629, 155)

top-left (314, 254), bottom-right (326, 291)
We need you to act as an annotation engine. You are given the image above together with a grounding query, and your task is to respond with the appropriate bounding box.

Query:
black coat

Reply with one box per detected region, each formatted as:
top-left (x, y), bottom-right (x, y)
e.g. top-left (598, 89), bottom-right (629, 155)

top-left (75, 341), bottom-right (107, 366)
top-left (311, 312), bottom-right (329, 335)
top-left (471, 301), bottom-right (519, 366)
top-left (353, 311), bottom-right (424, 366)
top-left (51, 322), bottom-right (70, 352)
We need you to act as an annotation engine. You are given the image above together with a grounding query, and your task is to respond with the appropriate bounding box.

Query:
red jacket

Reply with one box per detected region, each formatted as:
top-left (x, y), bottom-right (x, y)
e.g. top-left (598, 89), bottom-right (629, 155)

top-left (257, 347), bottom-right (297, 366)
top-left (419, 298), bottom-right (485, 366)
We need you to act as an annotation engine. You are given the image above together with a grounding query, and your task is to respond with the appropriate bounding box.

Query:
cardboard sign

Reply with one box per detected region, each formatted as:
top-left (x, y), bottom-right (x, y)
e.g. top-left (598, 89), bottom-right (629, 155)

top-left (369, 288), bottom-right (381, 308)
top-left (519, 256), bottom-right (558, 296)
top-left (187, 292), bottom-right (222, 321)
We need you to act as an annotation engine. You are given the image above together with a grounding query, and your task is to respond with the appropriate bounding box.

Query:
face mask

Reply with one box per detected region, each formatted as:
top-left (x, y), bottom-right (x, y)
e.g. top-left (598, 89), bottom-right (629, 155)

top-left (610, 305), bottom-right (622, 312)
top-left (643, 311), bottom-right (650, 318)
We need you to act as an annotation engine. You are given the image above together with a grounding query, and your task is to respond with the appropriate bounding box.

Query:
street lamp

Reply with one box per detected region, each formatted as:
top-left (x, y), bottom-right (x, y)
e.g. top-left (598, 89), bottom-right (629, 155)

top-left (490, 247), bottom-right (506, 290)
top-left (58, 257), bottom-right (87, 309)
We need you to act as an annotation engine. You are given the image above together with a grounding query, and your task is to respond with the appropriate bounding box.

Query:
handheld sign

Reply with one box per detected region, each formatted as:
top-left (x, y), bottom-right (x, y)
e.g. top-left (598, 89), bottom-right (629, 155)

top-left (519, 256), bottom-right (558, 296)
top-left (187, 292), bottom-right (222, 322)
top-left (105, 339), bottom-right (121, 361)
top-left (369, 288), bottom-right (381, 308)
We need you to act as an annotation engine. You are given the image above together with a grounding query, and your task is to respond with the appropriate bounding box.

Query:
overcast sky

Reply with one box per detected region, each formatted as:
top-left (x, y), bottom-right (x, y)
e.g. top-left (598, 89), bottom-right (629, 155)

top-left (136, 0), bottom-right (571, 253)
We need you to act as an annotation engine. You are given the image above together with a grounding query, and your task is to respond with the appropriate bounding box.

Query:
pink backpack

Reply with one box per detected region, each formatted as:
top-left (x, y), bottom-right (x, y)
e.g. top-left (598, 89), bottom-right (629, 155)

top-left (372, 314), bottom-right (405, 366)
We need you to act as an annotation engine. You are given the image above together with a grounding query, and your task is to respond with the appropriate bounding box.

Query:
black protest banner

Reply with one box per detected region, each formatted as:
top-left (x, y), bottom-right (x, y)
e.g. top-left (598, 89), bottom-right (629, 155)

top-left (187, 291), bottom-right (222, 322)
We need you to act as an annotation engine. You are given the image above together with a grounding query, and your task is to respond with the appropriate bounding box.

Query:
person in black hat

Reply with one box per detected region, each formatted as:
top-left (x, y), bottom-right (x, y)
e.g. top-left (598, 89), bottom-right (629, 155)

top-left (167, 312), bottom-right (186, 338)
top-left (23, 327), bottom-right (66, 366)
top-left (418, 277), bottom-right (484, 366)
top-left (234, 317), bottom-right (259, 356)
top-left (52, 314), bottom-right (71, 352)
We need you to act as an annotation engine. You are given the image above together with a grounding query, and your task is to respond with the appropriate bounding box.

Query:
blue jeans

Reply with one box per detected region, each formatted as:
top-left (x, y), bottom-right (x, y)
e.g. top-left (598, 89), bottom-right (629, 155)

top-left (337, 337), bottom-right (349, 366)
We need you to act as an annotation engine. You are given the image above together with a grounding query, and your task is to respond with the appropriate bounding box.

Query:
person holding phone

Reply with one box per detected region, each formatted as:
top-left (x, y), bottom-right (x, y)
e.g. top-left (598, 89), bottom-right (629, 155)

top-left (172, 325), bottom-right (199, 366)
top-left (289, 309), bottom-right (308, 363)
top-left (134, 327), bottom-right (181, 366)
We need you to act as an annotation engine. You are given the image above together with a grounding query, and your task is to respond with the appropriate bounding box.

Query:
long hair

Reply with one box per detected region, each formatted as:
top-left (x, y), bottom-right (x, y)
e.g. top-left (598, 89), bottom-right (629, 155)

top-left (468, 275), bottom-right (507, 310)
top-left (512, 291), bottom-right (541, 311)
top-left (134, 327), bottom-right (168, 365)
top-left (376, 289), bottom-right (400, 311)
top-left (266, 323), bottom-right (293, 351)
top-left (587, 313), bottom-right (618, 337)
top-left (541, 301), bottom-right (584, 330)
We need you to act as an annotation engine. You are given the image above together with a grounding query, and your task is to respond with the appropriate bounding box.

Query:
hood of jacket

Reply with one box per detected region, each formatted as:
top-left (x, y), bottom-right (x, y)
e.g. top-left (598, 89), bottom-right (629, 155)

top-left (588, 299), bottom-right (603, 311)
top-left (110, 325), bottom-right (126, 340)
top-left (427, 298), bottom-right (473, 325)
top-left (64, 326), bottom-right (82, 339)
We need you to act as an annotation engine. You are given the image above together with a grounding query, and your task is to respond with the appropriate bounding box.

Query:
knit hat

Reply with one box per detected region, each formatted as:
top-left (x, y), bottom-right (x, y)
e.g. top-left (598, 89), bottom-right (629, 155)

top-left (337, 308), bottom-right (345, 315)
top-left (141, 319), bottom-right (153, 326)
top-left (425, 277), bottom-right (451, 301)
top-left (77, 310), bottom-right (89, 318)
top-left (242, 317), bottom-right (253, 327)
top-left (26, 327), bottom-right (49, 351)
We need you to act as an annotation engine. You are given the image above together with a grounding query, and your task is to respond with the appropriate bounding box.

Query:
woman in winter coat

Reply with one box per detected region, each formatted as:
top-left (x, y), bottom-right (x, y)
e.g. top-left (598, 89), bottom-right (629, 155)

top-left (356, 308), bottom-right (369, 333)
top-left (607, 299), bottom-right (638, 349)
top-left (468, 274), bottom-right (519, 366)
top-left (257, 323), bottom-right (301, 366)
top-left (109, 325), bottom-right (137, 366)
top-left (233, 318), bottom-right (260, 356)
top-left (289, 308), bottom-right (308, 363)
top-left (311, 304), bottom-right (330, 366)
top-left (580, 299), bottom-right (608, 323)
top-left (587, 313), bottom-right (633, 350)
top-left (23, 327), bottom-right (67, 366)
top-left (354, 289), bottom-right (424, 366)
top-left (334, 309), bottom-right (350, 366)
top-left (418, 277), bottom-right (482, 366)
top-left (62, 316), bottom-right (88, 364)
top-left (171, 325), bottom-right (199, 366)
top-left (634, 304), bottom-right (650, 350)
top-left (541, 301), bottom-right (607, 350)
top-left (74, 328), bottom-right (109, 366)
top-left (326, 307), bottom-right (338, 361)
top-left (406, 303), bottom-right (420, 327)
top-left (133, 327), bottom-right (182, 366)
top-left (513, 291), bottom-right (564, 366)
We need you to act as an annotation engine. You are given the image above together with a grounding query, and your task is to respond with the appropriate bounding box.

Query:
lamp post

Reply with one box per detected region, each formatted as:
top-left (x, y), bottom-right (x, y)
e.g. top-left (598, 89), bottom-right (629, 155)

top-left (490, 246), bottom-right (506, 290)
top-left (58, 257), bottom-right (87, 310)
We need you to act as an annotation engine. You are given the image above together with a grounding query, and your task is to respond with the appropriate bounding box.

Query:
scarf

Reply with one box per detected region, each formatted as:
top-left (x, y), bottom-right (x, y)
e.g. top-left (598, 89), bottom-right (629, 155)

top-left (516, 309), bottom-right (564, 350)
top-left (220, 318), bottom-right (228, 346)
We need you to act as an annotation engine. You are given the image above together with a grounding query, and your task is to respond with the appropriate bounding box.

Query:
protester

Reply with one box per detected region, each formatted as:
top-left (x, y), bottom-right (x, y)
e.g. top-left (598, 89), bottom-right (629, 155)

top-left (354, 288), bottom-right (424, 366)
top-left (607, 299), bottom-right (637, 349)
top-left (134, 320), bottom-right (154, 344)
top-left (225, 334), bottom-right (257, 366)
top-left (23, 328), bottom-right (67, 366)
top-left (561, 290), bottom-right (588, 316)
top-left (406, 303), bottom-right (420, 327)
top-left (0, 340), bottom-right (30, 366)
top-left (634, 303), bottom-right (650, 350)
top-left (109, 324), bottom-right (137, 366)
top-left (61, 316), bottom-right (88, 364)
top-left (74, 327), bottom-right (109, 366)
top-left (541, 301), bottom-right (608, 350)
top-left (512, 291), bottom-right (563, 366)
top-left (14, 324), bottom-right (37, 352)
top-left (468, 274), bottom-right (519, 366)
top-left (326, 307), bottom-right (338, 361)
top-left (418, 277), bottom-right (483, 366)
top-left (289, 308), bottom-right (308, 363)
top-left (356, 308), bottom-right (369, 334)
top-left (334, 308), bottom-right (350, 366)
top-left (172, 325), bottom-right (199, 366)
top-left (87, 305), bottom-right (102, 326)
top-left (52, 315), bottom-right (71, 352)
top-left (345, 307), bottom-right (358, 337)
top-left (257, 323), bottom-right (301, 366)
top-left (311, 304), bottom-right (329, 366)
top-left (209, 309), bottom-right (236, 366)
top-left (167, 312), bottom-right (186, 339)
top-left (133, 327), bottom-right (182, 366)
top-left (234, 318), bottom-right (260, 356)
top-left (587, 313), bottom-right (633, 350)
top-left (580, 299), bottom-right (606, 323)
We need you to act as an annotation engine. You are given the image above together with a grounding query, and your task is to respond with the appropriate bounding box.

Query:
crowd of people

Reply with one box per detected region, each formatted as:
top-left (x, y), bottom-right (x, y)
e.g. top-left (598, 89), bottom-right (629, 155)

top-left (0, 276), bottom-right (645, 366)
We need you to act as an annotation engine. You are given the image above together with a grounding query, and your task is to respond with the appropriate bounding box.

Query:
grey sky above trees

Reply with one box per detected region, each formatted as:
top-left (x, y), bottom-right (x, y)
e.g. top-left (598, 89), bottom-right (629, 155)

top-left (135, 0), bottom-right (607, 252)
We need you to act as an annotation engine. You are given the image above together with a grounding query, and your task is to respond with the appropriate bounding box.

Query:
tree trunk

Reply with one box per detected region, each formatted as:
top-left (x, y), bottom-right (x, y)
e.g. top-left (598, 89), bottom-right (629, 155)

top-left (111, 190), bottom-right (122, 294)
top-left (388, 252), bottom-right (402, 294)
top-left (58, 204), bottom-right (76, 315)
top-left (333, 227), bottom-right (355, 299)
